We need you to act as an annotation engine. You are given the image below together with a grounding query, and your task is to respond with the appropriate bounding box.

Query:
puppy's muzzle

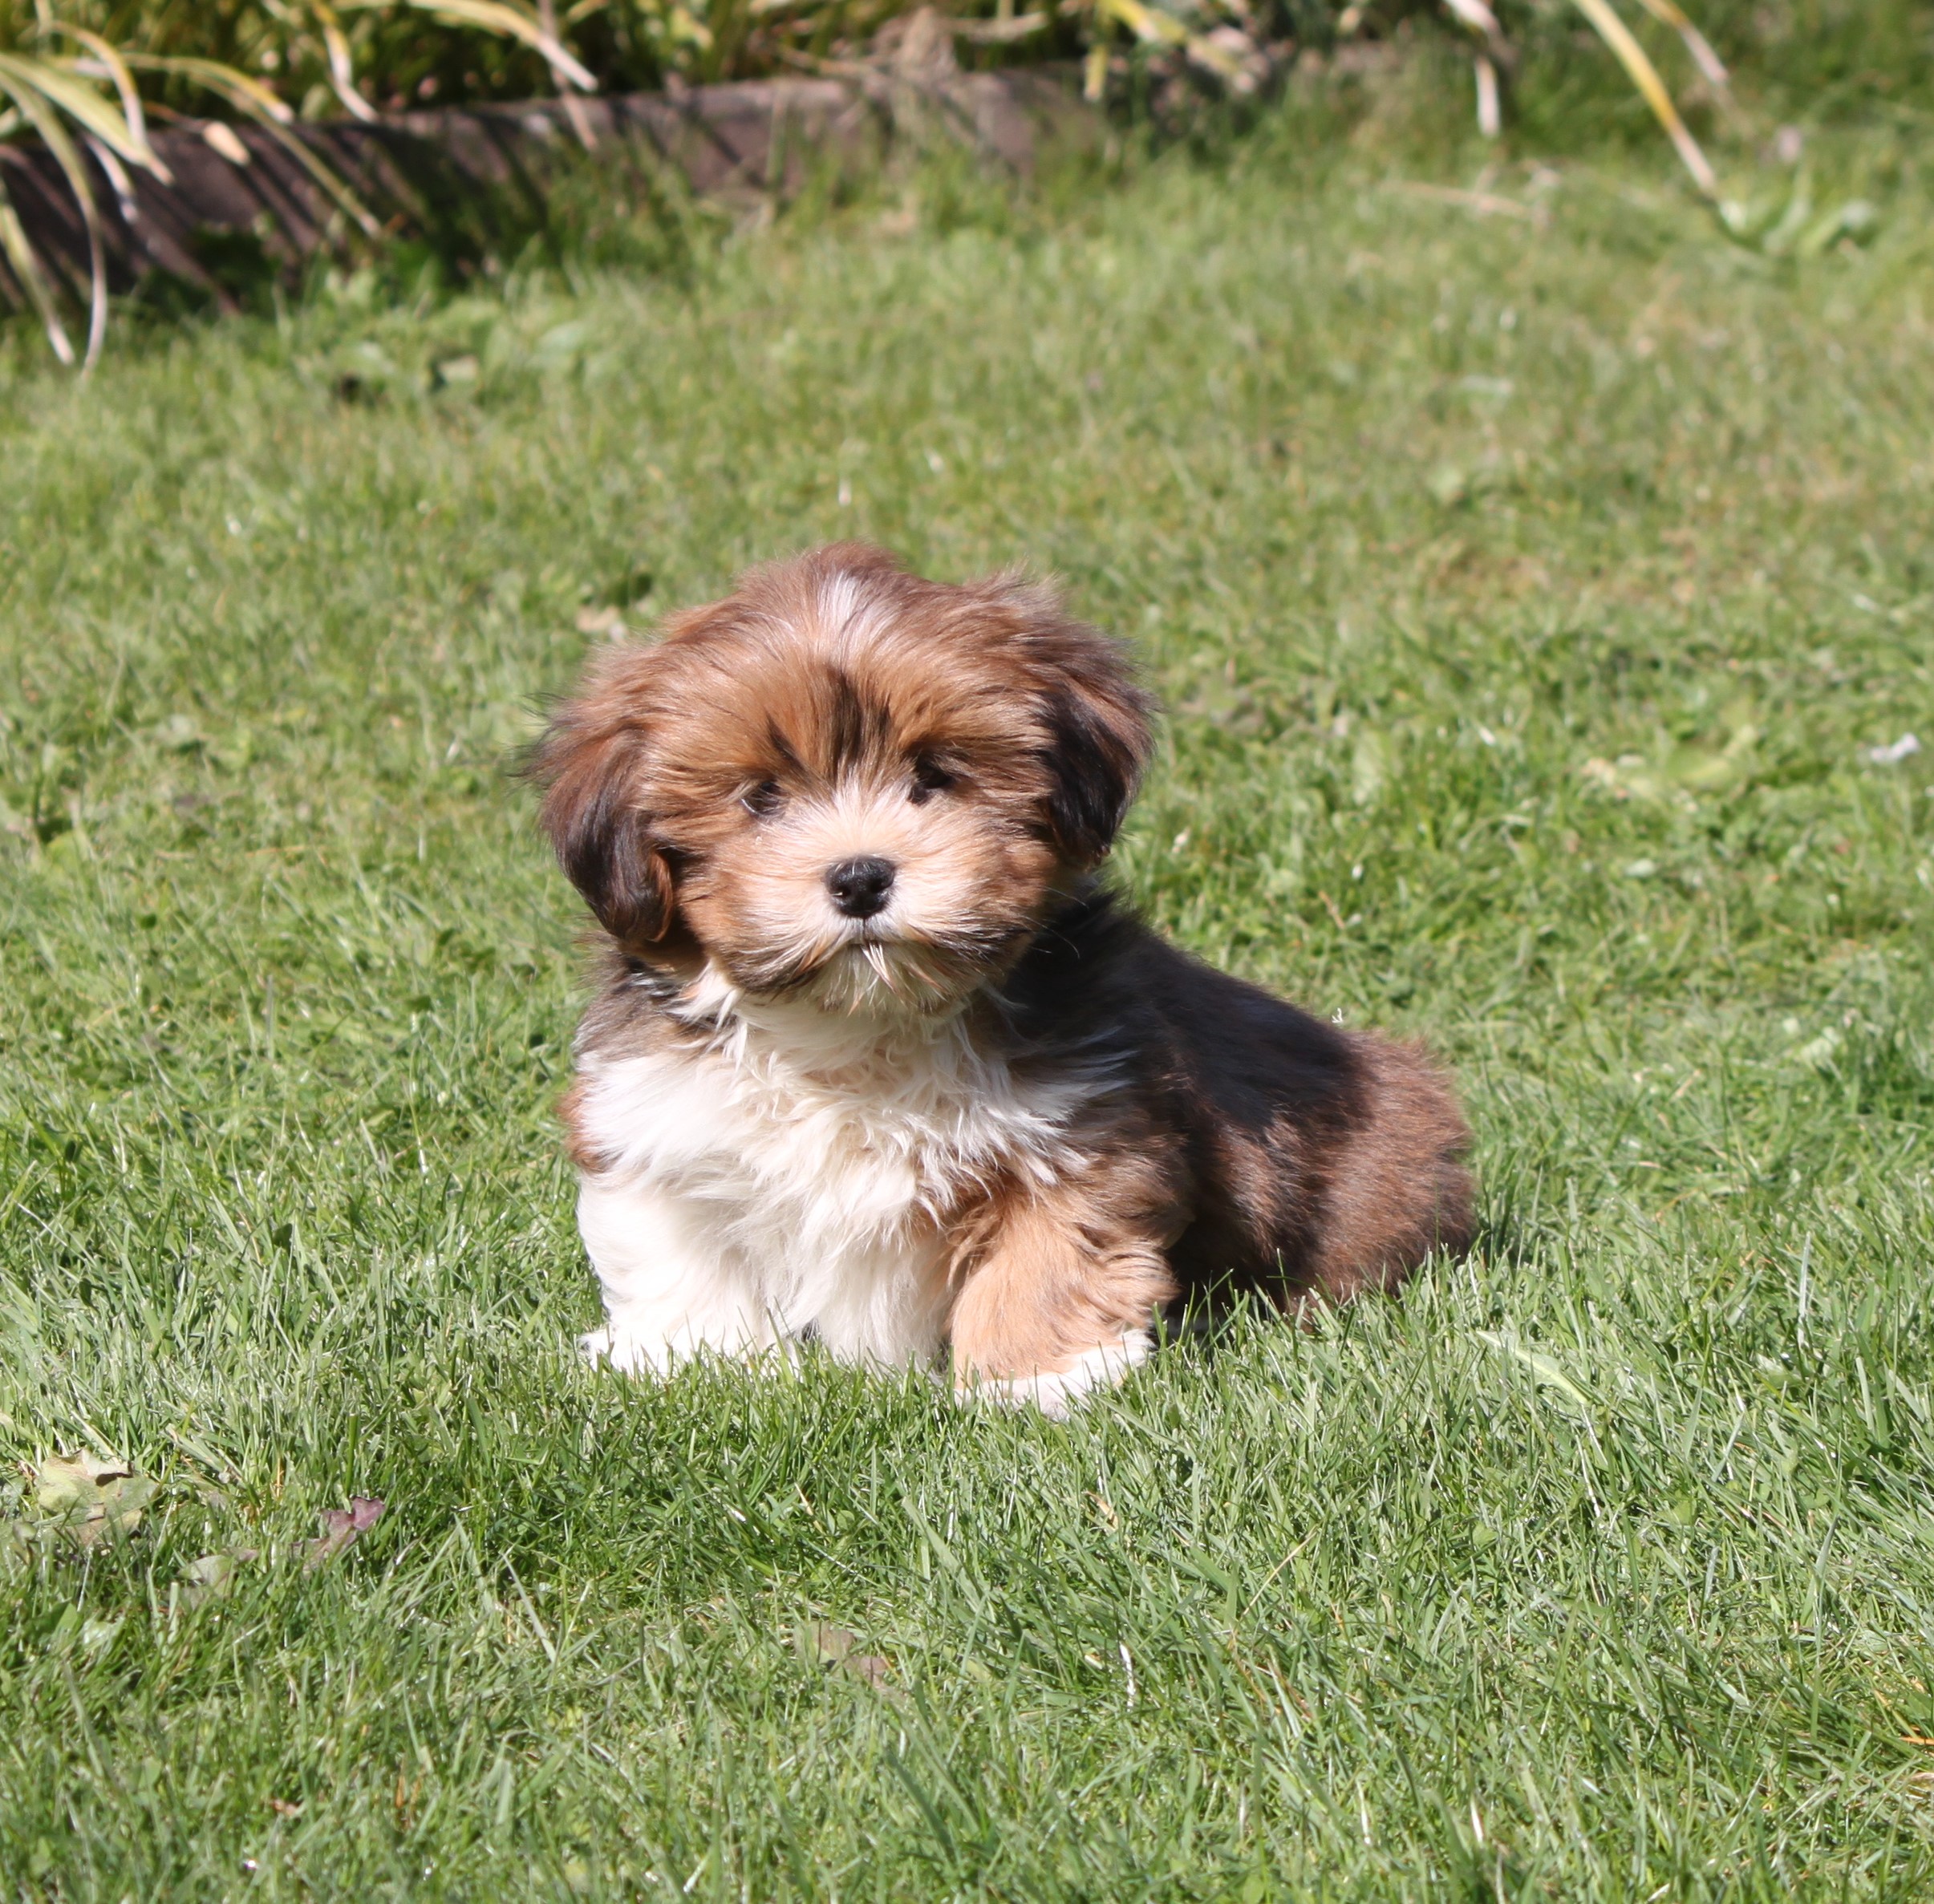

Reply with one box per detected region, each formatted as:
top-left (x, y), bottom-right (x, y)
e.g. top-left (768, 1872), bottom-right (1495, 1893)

top-left (826, 856), bottom-right (896, 920)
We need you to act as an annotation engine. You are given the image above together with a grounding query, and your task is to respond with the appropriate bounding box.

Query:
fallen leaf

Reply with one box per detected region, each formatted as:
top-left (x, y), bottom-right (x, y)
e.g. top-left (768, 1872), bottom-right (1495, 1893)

top-left (34, 1450), bottom-right (128, 1502)
top-left (175, 1496), bottom-right (383, 1606)
top-left (801, 1622), bottom-right (903, 1700)
top-left (178, 1549), bottom-right (256, 1608)
top-left (1175, 679), bottom-right (1266, 735)
top-left (303, 1495), bottom-right (385, 1570)
top-left (1580, 754), bottom-right (1670, 804)
top-left (1350, 730), bottom-right (1389, 806)
top-left (28, 1453), bottom-right (156, 1548)
top-left (150, 713), bottom-right (205, 752)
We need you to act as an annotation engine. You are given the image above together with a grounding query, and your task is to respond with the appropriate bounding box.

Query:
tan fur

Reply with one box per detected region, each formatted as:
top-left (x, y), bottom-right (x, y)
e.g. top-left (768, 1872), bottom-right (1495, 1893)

top-left (947, 1117), bottom-right (1188, 1383)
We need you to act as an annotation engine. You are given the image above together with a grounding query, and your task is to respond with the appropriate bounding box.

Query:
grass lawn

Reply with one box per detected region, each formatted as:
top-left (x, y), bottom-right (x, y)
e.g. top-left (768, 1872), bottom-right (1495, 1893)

top-left (2, 104), bottom-right (1933, 1900)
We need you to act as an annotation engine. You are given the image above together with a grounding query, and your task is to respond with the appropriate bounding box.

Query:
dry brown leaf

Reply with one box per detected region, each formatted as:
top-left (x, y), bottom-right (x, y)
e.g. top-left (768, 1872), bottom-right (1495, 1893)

top-left (303, 1494), bottom-right (386, 1570)
top-left (802, 1621), bottom-right (903, 1700)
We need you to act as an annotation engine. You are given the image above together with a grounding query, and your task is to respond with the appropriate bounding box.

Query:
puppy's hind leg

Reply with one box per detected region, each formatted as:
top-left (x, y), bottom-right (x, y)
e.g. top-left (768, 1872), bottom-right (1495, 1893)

top-left (947, 1161), bottom-right (1181, 1419)
top-left (577, 1173), bottom-right (775, 1373)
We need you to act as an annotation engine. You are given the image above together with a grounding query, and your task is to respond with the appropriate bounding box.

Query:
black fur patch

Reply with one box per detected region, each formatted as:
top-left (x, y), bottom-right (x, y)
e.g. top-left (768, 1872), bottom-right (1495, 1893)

top-left (1038, 687), bottom-right (1141, 858)
top-left (557, 777), bottom-right (672, 946)
top-left (825, 668), bottom-right (894, 775)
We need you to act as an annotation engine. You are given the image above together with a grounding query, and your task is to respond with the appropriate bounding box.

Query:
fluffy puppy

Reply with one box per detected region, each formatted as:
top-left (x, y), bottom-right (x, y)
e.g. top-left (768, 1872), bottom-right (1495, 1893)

top-left (535, 544), bottom-right (1472, 1413)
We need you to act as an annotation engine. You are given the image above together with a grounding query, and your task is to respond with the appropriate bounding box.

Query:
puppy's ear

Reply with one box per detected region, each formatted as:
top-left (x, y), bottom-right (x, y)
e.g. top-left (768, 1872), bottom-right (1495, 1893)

top-left (1012, 590), bottom-right (1154, 861)
top-left (533, 703), bottom-right (676, 949)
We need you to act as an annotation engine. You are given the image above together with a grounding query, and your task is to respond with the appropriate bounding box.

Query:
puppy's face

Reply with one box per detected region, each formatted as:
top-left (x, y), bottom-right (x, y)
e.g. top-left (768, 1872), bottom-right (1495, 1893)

top-left (537, 545), bottom-right (1151, 1015)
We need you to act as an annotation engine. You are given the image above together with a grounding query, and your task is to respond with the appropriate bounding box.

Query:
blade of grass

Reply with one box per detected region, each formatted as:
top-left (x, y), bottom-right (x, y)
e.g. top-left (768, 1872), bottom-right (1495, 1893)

top-left (116, 53), bottom-right (294, 125)
top-left (1568, 0), bottom-right (1717, 197)
top-left (43, 30), bottom-right (173, 183)
top-left (82, 131), bottom-right (140, 229)
top-left (1440, 0), bottom-right (1505, 48)
top-left (119, 54), bottom-right (384, 240)
top-left (1628, 0), bottom-right (1729, 91)
top-left (338, 0), bottom-right (598, 93)
top-left (309, 3), bottom-right (380, 124)
top-left (0, 165), bottom-right (75, 363)
top-left (537, 0), bottom-right (597, 148)
top-left (1474, 52), bottom-right (1500, 136)
top-left (1081, 37), bottom-right (1107, 99)
top-left (0, 61), bottom-right (108, 370)
top-left (1440, 0), bottom-right (1509, 132)
top-left (0, 52), bottom-right (160, 173)
top-left (1097, 0), bottom-right (1186, 48)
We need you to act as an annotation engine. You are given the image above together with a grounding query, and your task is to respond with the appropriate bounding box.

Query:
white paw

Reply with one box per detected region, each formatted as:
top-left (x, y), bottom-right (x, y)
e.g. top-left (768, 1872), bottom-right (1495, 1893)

top-left (963, 1331), bottom-right (1151, 1419)
top-left (580, 1324), bottom-right (797, 1376)
top-left (578, 1326), bottom-right (670, 1375)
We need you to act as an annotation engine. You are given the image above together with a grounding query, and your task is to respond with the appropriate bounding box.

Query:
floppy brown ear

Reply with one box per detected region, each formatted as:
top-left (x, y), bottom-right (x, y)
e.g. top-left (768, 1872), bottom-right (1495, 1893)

top-left (1018, 601), bottom-right (1154, 862)
top-left (533, 705), bottom-right (676, 950)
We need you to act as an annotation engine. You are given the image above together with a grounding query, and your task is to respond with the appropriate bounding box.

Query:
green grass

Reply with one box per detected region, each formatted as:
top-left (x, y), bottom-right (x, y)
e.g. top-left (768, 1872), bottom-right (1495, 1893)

top-left (2, 111), bottom-right (1933, 1901)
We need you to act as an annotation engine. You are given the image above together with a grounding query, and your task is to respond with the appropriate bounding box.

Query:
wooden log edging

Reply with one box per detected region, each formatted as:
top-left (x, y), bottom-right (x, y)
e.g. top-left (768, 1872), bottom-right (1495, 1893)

top-left (0, 69), bottom-right (1091, 313)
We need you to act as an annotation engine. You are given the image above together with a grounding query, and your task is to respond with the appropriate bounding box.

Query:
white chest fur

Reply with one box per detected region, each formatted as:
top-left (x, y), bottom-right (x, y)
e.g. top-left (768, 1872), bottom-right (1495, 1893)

top-left (572, 987), bottom-right (1100, 1371)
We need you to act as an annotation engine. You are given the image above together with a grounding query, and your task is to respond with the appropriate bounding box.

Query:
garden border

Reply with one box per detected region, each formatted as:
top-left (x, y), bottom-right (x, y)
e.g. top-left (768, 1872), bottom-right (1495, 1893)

top-left (0, 67), bottom-right (1091, 312)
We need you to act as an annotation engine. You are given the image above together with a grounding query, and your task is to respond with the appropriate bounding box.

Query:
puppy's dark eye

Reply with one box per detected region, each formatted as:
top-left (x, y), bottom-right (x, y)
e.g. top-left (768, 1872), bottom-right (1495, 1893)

top-left (740, 778), bottom-right (784, 820)
top-left (908, 757), bottom-right (955, 806)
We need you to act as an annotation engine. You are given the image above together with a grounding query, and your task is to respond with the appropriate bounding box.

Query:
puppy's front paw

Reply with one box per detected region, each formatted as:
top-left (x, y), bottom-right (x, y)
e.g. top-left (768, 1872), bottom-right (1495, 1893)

top-left (578, 1325), bottom-right (670, 1375)
top-left (960, 1331), bottom-right (1151, 1419)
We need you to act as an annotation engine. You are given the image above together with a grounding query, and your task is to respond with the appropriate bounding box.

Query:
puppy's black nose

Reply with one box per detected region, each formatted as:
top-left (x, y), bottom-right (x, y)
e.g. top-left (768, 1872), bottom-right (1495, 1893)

top-left (826, 856), bottom-right (896, 919)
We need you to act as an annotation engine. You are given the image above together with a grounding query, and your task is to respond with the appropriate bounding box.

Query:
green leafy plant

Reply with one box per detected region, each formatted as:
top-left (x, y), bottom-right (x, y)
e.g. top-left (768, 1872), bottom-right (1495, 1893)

top-left (0, 0), bottom-right (1855, 366)
top-left (0, 22), bottom-right (167, 366)
top-left (0, 0), bottom-right (610, 367)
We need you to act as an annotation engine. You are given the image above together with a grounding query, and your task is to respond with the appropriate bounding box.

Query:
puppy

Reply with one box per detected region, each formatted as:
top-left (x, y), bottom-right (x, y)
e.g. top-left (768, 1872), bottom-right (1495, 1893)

top-left (535, 544), bottom-right (1472, 1413)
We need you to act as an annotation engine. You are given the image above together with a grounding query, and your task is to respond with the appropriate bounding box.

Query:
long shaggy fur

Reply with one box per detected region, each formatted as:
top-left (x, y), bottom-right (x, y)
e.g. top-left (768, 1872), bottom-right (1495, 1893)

top-left (535, 544), bottom-right (1474, 1413)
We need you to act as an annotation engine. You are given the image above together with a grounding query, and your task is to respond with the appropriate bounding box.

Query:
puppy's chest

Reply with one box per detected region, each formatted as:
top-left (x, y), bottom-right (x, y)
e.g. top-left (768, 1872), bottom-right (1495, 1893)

top-left (576, 1023), bottom-right (1078, 1250)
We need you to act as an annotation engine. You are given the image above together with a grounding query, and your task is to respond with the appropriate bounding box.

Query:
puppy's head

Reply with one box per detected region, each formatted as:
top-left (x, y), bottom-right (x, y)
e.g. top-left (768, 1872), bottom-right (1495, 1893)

top-left (534, 544), bottom-right (1151, 1014)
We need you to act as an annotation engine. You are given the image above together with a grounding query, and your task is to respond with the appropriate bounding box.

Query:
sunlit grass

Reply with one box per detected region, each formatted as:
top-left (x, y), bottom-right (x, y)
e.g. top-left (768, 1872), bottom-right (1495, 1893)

top-left (1, 115), bottom-right (1932, 1898)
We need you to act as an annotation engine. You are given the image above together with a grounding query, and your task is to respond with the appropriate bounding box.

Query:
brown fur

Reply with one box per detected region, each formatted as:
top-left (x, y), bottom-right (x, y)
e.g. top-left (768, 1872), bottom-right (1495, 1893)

top-left (534, 543), bottom-right (1145, 1000)
top-left (946, 1108), bottom-right (1190, 1379)
top-left (534, 544), bottom-right (1474, 1391)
